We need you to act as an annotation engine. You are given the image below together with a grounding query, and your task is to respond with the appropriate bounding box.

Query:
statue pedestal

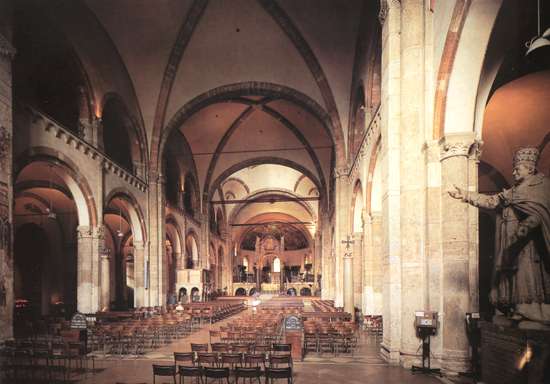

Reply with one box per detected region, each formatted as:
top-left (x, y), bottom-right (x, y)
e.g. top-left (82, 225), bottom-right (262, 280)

top-left (480, 321), bottom-right (550, 384)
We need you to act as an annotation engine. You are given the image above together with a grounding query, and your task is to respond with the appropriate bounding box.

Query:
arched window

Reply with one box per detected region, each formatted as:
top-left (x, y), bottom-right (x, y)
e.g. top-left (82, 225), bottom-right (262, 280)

top-left (273, 257), bottom-right (281, 273)
top-left (243, 257), bottom-right (248, 271)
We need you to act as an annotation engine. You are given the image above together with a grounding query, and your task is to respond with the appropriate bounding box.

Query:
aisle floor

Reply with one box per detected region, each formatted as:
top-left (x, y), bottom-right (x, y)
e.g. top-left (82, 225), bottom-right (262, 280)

top-left (75, 312), bottom-right (445, 384)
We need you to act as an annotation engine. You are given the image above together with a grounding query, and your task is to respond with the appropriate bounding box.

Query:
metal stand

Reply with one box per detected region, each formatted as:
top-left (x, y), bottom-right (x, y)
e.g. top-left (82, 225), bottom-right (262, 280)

top-left (411, 328), bottom-right (441, 376)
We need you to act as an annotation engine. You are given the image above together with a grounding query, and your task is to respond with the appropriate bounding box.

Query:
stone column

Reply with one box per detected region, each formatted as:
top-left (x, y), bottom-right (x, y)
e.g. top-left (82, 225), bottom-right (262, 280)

top-left (399, 0), bottom-right (427, 368)
top-left (133, 240), bottom-right (146, 307)
top-left (100, 252), bottom-right (111, 310)
top-left (379, 0), bottom-right (402, 364)
top-left (334, 167), bottom-right (351, 308)
top-left (76, 225), bottom-right (102, 313)
top-left (425, 140), bottom-right (444, 361)
top-left (352, 231), bottom-right (363, 311)
top-left (0, 32), bottom-right (15, 340)
top-left (314, 230), bottom-right (322, 289)
top-left (148, 173), bottom-right (165, 306)
top-left (343, 253), bottom-right (354, 319)
top-left (320, 211), bottom-right (333, 299)
top-left (439, 133), bottom-right (481, 373)
top-left (175, 252), bottom-right (183, 270)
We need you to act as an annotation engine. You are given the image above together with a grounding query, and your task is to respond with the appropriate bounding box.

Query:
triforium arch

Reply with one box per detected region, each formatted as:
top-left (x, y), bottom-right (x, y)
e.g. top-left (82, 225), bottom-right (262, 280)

top-left (100, 93), bottom-right (148, 176)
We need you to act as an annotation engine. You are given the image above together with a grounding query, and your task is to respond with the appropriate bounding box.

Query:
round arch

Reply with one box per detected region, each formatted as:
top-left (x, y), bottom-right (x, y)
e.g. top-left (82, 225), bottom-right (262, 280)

top-left (15, 149), bottom-right (98, 228)
top-left (209, 157), bottom-right (324, 207)
top-left (228, 187), bottom-right (317, 226)
top-left (101, 93), bottom-right (147, 173)
top-left (165, 215), bottom-right (183, 256)
top-left (155, 82), bottom-right (342, 175)
top-left (104, 188), bottom-right (146, 243)
top-left (185, 230), bottom-right (200, 269)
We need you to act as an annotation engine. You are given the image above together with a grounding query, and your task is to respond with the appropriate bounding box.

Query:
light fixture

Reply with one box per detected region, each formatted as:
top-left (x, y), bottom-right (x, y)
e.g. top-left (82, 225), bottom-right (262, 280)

top-left (117, 208), bottom-right (124, 237)
top-left (46, 164), bottom-right (56, 220)
top-left (526, 0), bottom-right (550, 55)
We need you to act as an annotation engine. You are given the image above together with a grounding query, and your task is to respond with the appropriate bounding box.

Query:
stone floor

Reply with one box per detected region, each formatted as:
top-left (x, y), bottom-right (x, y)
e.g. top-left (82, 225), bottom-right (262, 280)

top-left (70, 310), bottom-right (453, 384)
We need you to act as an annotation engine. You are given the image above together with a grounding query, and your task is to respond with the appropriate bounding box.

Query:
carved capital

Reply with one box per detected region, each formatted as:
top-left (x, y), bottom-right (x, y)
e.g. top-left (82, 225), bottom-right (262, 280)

top-left (76, 225), bottom-right (93, 239)
top-left (379, 0), bottom-right (400, 26)
top-left (379, 0), bottom-right (389, 25)
top-left (334, 166), bottom-right (350, 179)
top-left (0, 34), bottom-right (16, 61)
top-left (93, 225), bottom-right (106, 240)
top-left (439, 134), bottom-right (483, 161)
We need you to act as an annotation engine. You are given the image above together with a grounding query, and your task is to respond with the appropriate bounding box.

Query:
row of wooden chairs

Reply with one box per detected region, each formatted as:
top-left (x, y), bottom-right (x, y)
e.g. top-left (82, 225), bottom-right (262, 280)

top-left (153, 364), bottom-right (293, 384)
top-left (175, 350), bottom-right (293, 369)
top-left (1, 338), bottom-right (93, 382)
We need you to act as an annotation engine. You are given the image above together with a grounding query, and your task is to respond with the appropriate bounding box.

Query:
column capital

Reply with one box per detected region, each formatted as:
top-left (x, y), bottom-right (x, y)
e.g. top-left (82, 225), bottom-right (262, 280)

top-left (133, 240), bottom-right (146, 250)
top-left (334, 166), bottom-right (350, 179)
top-left (76, 225), bottom-right (92, 238)
top-left (0, 33), bottom-right (16, 61)
top-left (148, 171), bottom-right (165, 185)
top-left (379, 0), bottom-right (400, 26)
top-left (439, 133), bottom-right (483, 162)
top-left (93, 225), bottom-right (107, 240)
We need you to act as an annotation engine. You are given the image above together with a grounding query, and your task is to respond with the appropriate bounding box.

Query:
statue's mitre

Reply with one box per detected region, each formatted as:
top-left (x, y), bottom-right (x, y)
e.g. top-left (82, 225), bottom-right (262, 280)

top-left (513, 146), bottom-right (540, 166)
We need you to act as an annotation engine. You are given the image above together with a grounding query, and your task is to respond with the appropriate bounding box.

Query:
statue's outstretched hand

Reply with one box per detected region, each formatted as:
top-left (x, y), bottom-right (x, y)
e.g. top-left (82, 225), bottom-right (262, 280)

top-left (448, 185), bottom-right (465, 200)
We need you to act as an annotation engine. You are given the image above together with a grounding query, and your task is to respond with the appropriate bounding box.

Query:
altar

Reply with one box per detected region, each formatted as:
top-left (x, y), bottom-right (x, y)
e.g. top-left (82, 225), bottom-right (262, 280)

top-left (261, 282), bottom-right (280, 293)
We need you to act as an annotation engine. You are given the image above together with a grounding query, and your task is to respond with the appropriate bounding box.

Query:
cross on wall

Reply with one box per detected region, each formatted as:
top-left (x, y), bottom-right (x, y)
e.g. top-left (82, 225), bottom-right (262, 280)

top-left (341, 235), bottom-right (354, 250)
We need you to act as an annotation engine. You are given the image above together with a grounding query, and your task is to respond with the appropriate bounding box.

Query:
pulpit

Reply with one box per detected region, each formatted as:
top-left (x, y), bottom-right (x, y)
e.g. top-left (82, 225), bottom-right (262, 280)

top-left (283, 315), bottom-right (303, 361)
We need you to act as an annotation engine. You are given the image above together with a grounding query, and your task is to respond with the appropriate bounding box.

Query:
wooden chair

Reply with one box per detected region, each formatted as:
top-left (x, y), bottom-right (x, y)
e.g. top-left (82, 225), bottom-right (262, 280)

top-left (265, 367), bottom-right (293, 384)
top-left (244, 353), bottom-right (266, 369)
top-left (174, 352), bottom-right (195, 366)
top-left (271, 344), bottom-right (291, 355)
top-left (197, 352), bottom-right (219, 368)
top-left (209, 330), bottom-right (221, 344)
top-left (211, 343), bottom-right (229, 354)
top-left (152, 364), bottom-right (177, 384)
top-left (269, 354), bottom-right (292, 368)
top-left (203, 367), bottom-right (230, 384)
top-left (178, 365), bottom-right (203, 384)
top-left (220, 353), bottom-right (242, 371)
top-left (234, 367), bottom-right (262, 384)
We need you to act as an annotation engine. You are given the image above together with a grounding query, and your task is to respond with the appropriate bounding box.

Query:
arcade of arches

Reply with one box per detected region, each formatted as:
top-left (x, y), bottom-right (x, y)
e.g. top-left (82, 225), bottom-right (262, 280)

top-left (0, 0), bottom-right (549, 381)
